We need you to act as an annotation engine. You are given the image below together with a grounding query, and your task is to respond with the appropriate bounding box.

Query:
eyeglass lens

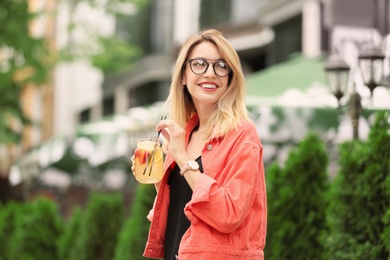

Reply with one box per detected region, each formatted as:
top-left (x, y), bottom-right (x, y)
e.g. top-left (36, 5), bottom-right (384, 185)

top-left (188, 58), bottom-right (230, 77)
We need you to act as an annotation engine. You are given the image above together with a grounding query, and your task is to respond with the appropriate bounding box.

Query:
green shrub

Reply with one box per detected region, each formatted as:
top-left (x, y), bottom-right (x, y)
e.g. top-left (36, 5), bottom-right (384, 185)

top-left (326, 111), bottom-right (390, 259)
top-left (58, 207), bottom-right (83, 260)
top-left (0, 201), bottom-right (26, 260)
top-left (263, 163), bottom-right (283, 258)
top-left (114, 184), bottom-right (156, 260)
top-left (383, 138), bottom-right (390, 255)
top-left (70, 192), bottom-right (125, 260)
top-left (382, 207), bottom-right (390, 256)
top-left (8, 197), bottom-right (63, 260)
top-left (265, 133), bottom-right (329, 260)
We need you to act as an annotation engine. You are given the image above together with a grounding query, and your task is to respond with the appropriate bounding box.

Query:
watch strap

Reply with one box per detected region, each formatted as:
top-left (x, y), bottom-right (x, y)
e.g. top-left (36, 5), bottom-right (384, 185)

top-left (179, 164), bottom-right (189, 176)
top-left (180, 160), bottom-right (199, 176)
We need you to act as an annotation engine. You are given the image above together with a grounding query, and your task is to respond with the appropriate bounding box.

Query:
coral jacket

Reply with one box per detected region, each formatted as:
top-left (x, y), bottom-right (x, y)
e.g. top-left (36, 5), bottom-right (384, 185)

top-left (143, 115), bottom-right (267, 260)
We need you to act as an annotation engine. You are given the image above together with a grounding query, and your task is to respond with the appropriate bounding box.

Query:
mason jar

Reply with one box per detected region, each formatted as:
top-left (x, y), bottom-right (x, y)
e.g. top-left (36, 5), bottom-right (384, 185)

top-left (134, 137), bottom-right (164, 184)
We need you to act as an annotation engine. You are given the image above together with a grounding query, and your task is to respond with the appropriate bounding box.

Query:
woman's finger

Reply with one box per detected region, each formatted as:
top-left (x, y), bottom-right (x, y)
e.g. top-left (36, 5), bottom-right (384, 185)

top-left (156, 120), bottom-right (176, 141)
top-left (157, 120), bottom-right (183, 137)
top-left (159, 128), bottom-right (170, 143)
top-left (130, 155), bottom-right (136, 175)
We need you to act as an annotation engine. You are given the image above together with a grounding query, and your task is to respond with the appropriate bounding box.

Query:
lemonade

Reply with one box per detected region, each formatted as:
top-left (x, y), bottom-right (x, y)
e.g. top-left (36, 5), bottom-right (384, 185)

top-left (134, 137), bottom-right (164, 184)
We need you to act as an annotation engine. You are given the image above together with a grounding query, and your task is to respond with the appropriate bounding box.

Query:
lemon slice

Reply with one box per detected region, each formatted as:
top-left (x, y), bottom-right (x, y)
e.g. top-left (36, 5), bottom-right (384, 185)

top-left (153, 149), bottom-right (163, 162)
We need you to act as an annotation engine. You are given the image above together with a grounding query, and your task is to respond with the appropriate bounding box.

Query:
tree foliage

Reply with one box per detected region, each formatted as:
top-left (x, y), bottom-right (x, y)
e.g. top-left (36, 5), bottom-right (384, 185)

top-left (0, 201), bottom-right (28, 260)
top-left (57, 207), bottom-right (83, 260)
top-left (114, 184), bottom-right (156, 260)
top-left (326, 111), bottom-right (390, 259)
top-left (69, 192), bottom-right (125, 260)
top-left (90, 36), bottom-right (142, 74)
top-left (58, 0), bottom-right (149, 74)
top-left (7, 197), bottom-right (63, 260)
top-left (0, 0), bottom-right (50, 144)
top-left (265, 133), bottom-right (329, 260)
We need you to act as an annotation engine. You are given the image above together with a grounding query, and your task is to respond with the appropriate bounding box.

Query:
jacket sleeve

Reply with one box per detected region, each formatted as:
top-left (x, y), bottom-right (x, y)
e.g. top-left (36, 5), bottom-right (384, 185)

top-left (184, 136), bottom-right (264, 233)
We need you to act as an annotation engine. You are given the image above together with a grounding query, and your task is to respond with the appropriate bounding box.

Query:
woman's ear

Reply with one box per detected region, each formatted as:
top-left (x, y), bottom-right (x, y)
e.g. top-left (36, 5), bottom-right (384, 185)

top-left (181, 75), bottom-right (186, 86)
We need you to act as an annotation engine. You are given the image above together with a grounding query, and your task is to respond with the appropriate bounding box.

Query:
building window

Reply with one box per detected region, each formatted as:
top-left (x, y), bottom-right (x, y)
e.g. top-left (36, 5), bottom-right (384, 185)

top-left (199, 0), bottom-right (232, 29)
top-left (79, 108), bottom-right (91, 122)
top-left (128, 81), bottom-right (169, 108)
top-left (103, 96), bottom-right (115, 116)
top-left (269, 15), bottom-right (302, 65)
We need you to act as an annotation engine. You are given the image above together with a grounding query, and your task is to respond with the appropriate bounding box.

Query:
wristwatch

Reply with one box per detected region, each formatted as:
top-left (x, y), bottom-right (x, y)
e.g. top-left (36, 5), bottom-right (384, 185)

top-left (180, 160), bottom-right (199, 176)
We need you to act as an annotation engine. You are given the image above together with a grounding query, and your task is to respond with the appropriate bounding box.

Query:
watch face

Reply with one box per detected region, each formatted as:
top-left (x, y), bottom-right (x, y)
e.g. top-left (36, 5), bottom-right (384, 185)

top-left (188, 160), bottom-right (199, 170)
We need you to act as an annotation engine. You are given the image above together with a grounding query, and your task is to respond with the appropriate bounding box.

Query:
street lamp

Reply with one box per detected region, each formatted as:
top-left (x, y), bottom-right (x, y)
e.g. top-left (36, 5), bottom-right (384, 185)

top-left (324, 44), bottom-right (387, 140)
top-left (358, 44), bottom-right (386, 97)
top-left (324, 52), bottom-right (350, 108)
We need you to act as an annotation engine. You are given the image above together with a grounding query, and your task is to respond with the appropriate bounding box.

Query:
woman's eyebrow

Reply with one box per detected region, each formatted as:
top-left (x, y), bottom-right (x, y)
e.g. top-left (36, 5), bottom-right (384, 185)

top-left (190, 57), bottom-right (225, 61)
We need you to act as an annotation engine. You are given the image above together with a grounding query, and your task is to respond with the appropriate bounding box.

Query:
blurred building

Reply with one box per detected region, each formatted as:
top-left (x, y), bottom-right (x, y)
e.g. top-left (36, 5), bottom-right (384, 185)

top-left (9, 0), bottom-right (390, 204)
top-left (46, 0), bottom-right (326, 139)
top-left (53, 0), bottom-right (272, 136)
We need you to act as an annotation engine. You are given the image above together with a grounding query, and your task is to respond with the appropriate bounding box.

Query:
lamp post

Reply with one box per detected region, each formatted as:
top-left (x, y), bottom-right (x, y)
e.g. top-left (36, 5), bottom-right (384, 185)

top-left (324, 52), bottom-right (350, 108)
top-left (324, 44), bottom-right (386, 140)
top-left (358, 44), bottom-right (386, 97)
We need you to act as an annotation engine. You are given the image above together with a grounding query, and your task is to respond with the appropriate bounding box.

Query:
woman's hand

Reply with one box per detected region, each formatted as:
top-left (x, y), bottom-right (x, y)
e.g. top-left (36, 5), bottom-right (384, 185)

top-left (155, 119), bottom-right (188, 167)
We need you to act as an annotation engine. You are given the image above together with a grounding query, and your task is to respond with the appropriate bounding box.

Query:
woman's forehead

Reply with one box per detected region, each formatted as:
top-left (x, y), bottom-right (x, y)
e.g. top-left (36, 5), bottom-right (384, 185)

top-left (187, 41), bottom-right (222, 60)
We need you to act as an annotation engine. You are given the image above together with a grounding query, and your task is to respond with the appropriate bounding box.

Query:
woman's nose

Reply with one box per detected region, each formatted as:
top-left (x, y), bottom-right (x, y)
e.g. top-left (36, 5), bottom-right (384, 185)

top-left (204, 64), bottom-right (216, 77)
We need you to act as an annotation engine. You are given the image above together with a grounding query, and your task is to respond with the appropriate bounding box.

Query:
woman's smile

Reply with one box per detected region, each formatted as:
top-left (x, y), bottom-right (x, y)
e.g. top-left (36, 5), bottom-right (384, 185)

top-left (199, 82), bottom-right (218, 91)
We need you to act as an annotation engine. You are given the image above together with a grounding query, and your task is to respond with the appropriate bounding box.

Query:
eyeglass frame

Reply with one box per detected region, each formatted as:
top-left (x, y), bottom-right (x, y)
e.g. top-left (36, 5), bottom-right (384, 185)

top-left (183, 58), bottom-right (232, 77)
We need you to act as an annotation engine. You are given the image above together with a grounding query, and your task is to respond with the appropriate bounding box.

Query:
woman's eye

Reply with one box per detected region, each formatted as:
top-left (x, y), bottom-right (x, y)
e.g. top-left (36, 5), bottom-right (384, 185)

top-left (216, 62), bottom-right (227, 69)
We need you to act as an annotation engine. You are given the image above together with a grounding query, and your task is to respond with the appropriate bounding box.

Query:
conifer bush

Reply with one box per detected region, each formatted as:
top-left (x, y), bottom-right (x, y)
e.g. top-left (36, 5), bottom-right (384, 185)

top-left (58, 207), bottom-right (83, 260)
top-left (0, 201), bottom-right (26, 260)
top-left (114, 184), bottom-right (156, 260)
top-left (8, 197), bottom-right (63, 260)
top-left (263, 163), bottom-right (283, 259)
top-left (382, 180), bottom-right (390, 256)
top-left (70, 192), bottom-right (125, 260)
top-left (265, 133), bottom-right (329, 260)
top-left (326, 111), bottom-right (390, 259)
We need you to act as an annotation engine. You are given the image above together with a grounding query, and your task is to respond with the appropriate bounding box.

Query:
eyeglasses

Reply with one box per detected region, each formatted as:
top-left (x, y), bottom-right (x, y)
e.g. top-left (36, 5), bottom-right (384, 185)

top-left (184, 58), bottom-right (231, 77)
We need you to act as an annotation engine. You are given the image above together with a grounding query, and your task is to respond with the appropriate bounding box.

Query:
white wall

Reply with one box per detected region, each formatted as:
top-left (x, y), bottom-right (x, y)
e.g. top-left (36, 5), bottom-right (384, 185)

top-left (54, 1), bottom-right (116, 136)
top-left (302, 0), bottom-right (322, 58)
top-left (173, 0), bottom-right (200, 45)
top-left (231, 0), bottom-right (266, 24)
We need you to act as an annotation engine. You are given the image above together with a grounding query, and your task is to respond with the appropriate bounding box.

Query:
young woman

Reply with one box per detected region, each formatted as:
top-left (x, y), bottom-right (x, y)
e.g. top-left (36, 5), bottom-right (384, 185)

top-left (134, 29), bottom-right (267, 260)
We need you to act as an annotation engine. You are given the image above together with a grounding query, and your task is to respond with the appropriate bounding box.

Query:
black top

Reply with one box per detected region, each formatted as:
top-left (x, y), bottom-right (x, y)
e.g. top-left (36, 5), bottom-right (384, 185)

top-left (164, 156), bottom-right (203, 260)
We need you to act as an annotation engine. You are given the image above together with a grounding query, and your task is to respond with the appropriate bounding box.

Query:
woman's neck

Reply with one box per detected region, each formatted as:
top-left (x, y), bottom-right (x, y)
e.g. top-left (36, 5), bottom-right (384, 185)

top-left (194, 103), bottom-right (214, 129)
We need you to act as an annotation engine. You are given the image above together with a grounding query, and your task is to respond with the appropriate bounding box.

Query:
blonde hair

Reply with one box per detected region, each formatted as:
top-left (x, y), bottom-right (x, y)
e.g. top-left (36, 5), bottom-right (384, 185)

top-left (166, 29), bottom-right (249, 138)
